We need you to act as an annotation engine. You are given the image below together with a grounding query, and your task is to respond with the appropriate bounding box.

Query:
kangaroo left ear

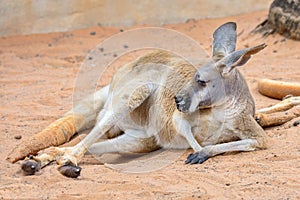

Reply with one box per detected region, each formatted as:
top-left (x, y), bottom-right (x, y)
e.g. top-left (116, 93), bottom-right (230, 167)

top-left (216, 43), bottom-right (267, 76)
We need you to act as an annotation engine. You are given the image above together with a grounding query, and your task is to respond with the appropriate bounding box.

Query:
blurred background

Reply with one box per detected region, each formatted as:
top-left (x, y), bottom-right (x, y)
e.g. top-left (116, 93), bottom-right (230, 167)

top-left (0, 0), bottom-right (272, 36)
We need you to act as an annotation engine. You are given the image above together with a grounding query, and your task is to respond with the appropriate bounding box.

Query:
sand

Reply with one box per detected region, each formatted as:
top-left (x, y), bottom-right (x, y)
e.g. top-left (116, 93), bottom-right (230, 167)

top-left (0, 11), bottom-right (299, 199)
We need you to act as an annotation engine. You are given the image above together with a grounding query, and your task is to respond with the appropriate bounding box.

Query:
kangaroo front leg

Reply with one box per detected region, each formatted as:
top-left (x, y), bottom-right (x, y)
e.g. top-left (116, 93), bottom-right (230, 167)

top-left (185, 139), bottom-right (259, 164)
top-left (173, 111), bottom-right (206, 164)
top-left (186, 116), bottom-right (267, 164)
top-left (173, 111), bottom-right (203, 152)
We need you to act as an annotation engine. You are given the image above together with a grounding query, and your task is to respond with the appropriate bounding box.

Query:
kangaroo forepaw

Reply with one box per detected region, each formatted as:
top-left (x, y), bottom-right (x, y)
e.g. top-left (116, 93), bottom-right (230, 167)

top-left (58, 164), bottom-right (81, 178)
top-left (21, 156), bottom-right (41, 175)
top-left (185, 151), bottom-right (210, 164)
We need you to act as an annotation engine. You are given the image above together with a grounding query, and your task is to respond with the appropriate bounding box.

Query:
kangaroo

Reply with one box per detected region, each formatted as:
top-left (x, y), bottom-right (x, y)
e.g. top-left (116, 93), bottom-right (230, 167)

top-left (20, 22), bottom-right (267, 178)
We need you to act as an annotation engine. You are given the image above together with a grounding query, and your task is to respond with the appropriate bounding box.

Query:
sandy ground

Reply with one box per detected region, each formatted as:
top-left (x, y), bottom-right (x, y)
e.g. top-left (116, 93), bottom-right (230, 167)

top-left (0, 11), bottom-right (300, 199)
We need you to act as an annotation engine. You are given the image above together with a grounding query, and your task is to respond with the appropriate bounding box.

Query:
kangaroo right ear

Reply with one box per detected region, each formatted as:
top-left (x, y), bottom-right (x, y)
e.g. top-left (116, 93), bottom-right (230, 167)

top-left (212, 22), bottom-right (237, 61)
top-left (216, 44), bottom-right (267, 76)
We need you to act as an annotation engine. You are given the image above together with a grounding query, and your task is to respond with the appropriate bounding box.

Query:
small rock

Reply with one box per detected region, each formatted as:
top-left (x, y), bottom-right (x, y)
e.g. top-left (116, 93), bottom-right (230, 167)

top-left (293, 120), bottom-right (300, 126)
top-left (90, 31), bottom-right (96, 36)
top-left (14, 135), bottom-right (22, 140)
top-left (120, 29), bottom-right (124, 32)
top-left (113, 54), bottom-right (118, 57)
top-left (48, 43), bottom-right (52, 47)
top-left (123, 44), bottom-right (128, 49)
top-left (99, 47), bottom-right (104, 52)
top-left (225, 183), bottom-right (230, 186)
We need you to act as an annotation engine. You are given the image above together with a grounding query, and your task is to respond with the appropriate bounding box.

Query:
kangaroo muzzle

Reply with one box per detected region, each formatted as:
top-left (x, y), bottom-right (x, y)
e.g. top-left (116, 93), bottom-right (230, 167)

top-left (174, 94), bottom-right (191, 113)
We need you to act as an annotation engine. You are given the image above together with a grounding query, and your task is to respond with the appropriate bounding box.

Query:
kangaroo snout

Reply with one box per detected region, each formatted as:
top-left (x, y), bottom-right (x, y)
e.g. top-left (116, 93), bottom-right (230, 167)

top-left (174, 95), bottom-right (183, 104)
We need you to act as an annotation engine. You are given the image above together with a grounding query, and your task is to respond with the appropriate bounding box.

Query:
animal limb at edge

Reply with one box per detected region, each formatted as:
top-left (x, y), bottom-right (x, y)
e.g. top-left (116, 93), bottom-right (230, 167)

top-left (255, 78), bottom-right (300, 127)
top-left (258, 79), bottom-right (300, 100)
top-left (255, 104), bottom-right (300, 127)
top-left (255, 96), bottom-right (300, 127)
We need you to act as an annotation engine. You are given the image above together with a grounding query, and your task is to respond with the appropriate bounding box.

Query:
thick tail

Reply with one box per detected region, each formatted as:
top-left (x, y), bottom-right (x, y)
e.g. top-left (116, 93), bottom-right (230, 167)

top-left (6, 85), bottom-right (109, 163)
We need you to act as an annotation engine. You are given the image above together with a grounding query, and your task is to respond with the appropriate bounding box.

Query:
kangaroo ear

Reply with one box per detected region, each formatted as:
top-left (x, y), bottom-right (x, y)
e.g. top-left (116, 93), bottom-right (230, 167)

top-left (212, 22), bottom-right (237, 61)
top-left (216, 43), bottom-right (267, 76)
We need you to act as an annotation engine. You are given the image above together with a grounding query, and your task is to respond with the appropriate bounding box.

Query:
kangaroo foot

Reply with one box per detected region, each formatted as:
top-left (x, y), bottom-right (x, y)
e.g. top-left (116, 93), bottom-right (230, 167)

top-left (185, 150), bottom-right (210, 164)
top-left (58, 164), bottom-right (81, 178)
top-left (21, 155), bottom-right (41, 175)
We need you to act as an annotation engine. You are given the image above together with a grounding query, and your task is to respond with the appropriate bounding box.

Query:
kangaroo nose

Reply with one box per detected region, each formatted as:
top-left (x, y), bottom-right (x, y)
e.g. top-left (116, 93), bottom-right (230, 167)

top-left (174, 95), bottom-right (183, 103)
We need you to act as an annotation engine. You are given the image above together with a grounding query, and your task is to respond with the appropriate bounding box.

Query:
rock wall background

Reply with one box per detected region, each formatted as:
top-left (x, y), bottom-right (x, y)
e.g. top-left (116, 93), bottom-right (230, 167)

top-left (0, 0), bottom-right (272, 36)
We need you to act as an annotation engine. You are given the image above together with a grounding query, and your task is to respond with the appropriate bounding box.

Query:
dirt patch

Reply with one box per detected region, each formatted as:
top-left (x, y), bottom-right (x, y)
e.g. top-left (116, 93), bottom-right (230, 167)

top-left (0, 11), bottom-right (299, 199)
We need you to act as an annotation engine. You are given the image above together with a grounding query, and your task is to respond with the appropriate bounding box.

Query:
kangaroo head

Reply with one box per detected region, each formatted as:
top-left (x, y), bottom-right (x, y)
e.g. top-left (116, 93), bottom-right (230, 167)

top-left (174, 22), bottom-right (266, 113)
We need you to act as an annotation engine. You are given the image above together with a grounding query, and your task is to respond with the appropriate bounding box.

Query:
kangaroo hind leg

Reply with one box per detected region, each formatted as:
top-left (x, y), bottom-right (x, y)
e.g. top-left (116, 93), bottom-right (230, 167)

top-left (88, 129), bottom-right (160, 156)
top-left (27, 83), bottom-right (157, 178)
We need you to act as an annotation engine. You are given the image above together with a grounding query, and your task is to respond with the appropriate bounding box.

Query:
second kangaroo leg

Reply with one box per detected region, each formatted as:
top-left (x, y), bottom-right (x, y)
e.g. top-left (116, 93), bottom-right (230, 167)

top-left (88, 130), bottom-right (160, 156)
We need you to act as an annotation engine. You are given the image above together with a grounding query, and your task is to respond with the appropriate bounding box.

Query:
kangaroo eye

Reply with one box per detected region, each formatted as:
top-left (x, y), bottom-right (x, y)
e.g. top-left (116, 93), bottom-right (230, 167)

top-left (195, 73), bottom-right (208, 86)
top-left (197, 79), bottom-right (207, 86)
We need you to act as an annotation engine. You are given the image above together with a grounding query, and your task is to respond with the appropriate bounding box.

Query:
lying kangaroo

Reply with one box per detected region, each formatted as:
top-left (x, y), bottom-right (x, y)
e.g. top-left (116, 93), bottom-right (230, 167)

top-left (21, 22), bottom-right (267, 178)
